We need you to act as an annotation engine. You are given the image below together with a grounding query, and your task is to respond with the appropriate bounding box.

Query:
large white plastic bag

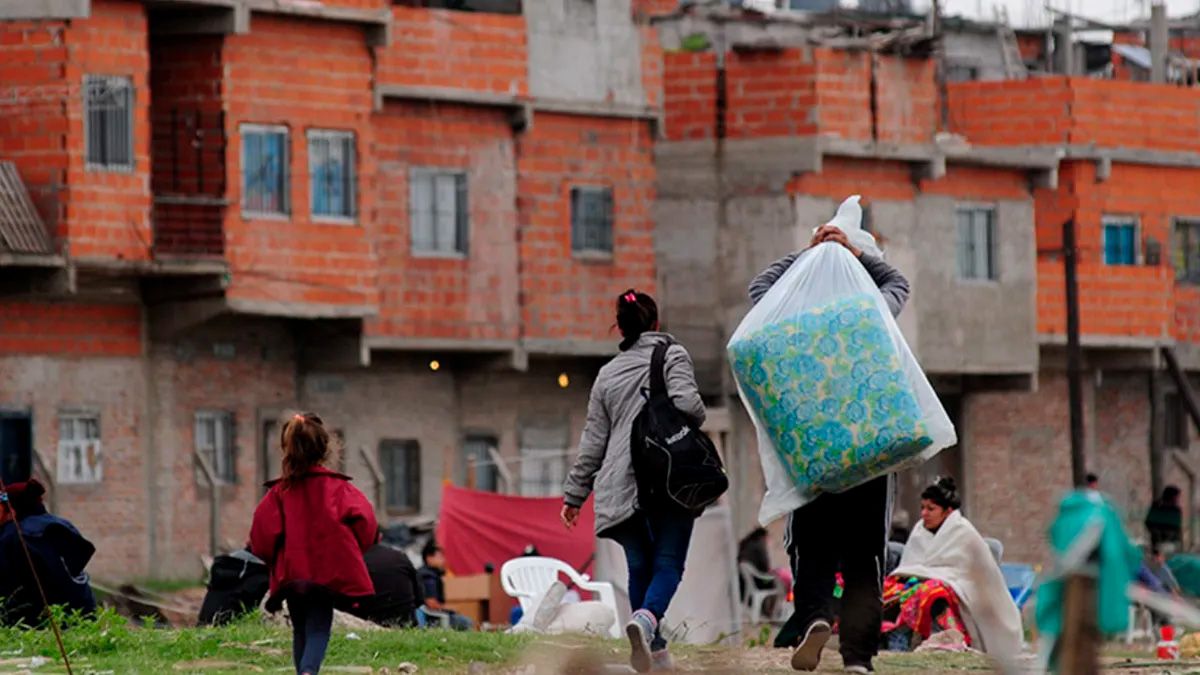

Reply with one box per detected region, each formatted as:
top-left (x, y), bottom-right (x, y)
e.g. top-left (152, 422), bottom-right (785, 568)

top-left (728, 196), bottom-right (956, 526)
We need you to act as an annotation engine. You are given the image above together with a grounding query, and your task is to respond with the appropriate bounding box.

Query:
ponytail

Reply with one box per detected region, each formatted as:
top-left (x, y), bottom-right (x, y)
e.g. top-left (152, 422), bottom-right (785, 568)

top-left (280, 412), bottom-right (332, 489)
top-left (616, 289), bottom-right (659, 351)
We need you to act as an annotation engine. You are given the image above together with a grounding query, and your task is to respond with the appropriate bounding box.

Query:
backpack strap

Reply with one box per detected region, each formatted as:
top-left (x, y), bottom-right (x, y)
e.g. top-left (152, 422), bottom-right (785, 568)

top-left (649, 342), bottom-right (670, 399)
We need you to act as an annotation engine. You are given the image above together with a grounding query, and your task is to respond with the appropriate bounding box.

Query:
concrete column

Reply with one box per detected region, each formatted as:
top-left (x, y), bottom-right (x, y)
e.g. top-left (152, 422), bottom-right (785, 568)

top-left (1151, 2), bottom-right (1169, 84)
top-left (1053, 17), bottom-right (1074, 75)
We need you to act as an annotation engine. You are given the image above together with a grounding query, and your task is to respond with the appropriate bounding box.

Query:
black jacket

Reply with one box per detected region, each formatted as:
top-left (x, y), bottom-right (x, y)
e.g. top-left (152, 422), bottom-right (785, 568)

top-left (0, 508), bottom-right (97, 627)
top-left (347, 545), bottom-right (423, 627)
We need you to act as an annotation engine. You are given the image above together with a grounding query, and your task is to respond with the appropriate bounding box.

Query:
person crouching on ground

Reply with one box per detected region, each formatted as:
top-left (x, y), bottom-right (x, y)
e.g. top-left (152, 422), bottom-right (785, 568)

top-left (562, 289), bottom-right (707, 673)
top-left (748, 222), bottom-right (911, 674)
top-left (0, 478), bottom-right (97, 627)
top-left (250, 412), bottom-right (378, 675)
top-left (416, 541), bottom-right (473, 631)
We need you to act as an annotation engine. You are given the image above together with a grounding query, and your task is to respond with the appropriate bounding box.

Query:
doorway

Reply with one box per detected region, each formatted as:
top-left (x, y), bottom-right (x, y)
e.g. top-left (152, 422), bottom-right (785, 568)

top-left (0, 412), bottom-right (33, 486)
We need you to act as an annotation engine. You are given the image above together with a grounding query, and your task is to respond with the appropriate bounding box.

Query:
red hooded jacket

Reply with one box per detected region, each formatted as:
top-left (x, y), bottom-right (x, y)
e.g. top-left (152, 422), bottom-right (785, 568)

top-left (249, 467), bottom-right (377, 608)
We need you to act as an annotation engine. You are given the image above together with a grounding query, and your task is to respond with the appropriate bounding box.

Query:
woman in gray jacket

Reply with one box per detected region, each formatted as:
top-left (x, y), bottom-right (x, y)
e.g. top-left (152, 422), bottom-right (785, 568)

top-left (562, 289), bottom-right (706, 673)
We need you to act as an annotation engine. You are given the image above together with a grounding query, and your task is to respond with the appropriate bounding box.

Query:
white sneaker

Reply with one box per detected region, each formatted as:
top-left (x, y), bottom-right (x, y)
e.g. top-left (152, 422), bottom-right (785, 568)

top-left (626, 609), bottom-right (657, 673)
top-left (791, 619), bottom-right (832, 671)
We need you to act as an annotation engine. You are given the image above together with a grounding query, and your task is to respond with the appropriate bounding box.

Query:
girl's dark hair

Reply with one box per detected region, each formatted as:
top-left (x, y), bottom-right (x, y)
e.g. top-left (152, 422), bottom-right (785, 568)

top-left (616, 289), bottom-right (658, 351)
top-left (921, 476), bottom-right (961, 510)
top-left (280, 412), bottom-right (332, 489)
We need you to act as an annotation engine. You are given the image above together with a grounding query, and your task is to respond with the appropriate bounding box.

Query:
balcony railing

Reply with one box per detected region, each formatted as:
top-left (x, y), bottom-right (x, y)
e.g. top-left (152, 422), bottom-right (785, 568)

top-left (151, 107), bottom-right (227, 258)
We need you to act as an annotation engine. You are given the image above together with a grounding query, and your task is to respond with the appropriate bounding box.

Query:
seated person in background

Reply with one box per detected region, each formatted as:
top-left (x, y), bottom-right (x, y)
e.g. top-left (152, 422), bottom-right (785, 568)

top-left (882, 477), bottom-right (1022, 655)
top-left (1146, 486), bottom-right (1183, 555)
top-left (348, 543), bottom-right (422, 627)
top-left (0, 479), bottom-right (97, 627)
top-left (416, 541), bottom-right (473, 631)
top-left (1086, 473), bottom-right (1100, 491)
top-left (737, 527), bottom-right (780, 618)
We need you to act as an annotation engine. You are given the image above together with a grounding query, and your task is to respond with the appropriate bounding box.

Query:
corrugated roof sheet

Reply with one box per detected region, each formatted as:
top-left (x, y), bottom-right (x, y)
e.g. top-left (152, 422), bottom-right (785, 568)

top-left (0, 161), bottom-right (52, 254)
top-left (1113, 43), bottom-right (1152, 70)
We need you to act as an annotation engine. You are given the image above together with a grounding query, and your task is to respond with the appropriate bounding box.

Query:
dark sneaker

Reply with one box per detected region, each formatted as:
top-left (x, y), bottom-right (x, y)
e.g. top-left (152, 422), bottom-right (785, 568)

top-left (844, 662), bottom-right (875, 674)
top-left (626, 609), bottom-right (657, 673)
top-left (791, 619), bottom-right (832, 671)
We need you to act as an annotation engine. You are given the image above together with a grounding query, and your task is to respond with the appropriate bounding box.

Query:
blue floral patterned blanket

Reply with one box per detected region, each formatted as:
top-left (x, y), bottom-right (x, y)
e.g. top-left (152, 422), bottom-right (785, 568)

top-left (729, 293), bottom-right (932, 495)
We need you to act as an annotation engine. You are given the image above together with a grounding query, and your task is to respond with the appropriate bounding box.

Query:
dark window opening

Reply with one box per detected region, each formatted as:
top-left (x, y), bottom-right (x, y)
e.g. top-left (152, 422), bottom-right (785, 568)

top-left (380, 439), bottom-right (421, 514)
top-left (392, 0), bottom-right (521, 13)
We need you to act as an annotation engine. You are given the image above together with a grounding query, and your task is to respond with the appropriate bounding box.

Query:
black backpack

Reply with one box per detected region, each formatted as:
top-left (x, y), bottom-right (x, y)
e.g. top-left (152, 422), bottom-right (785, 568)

top-left (631, 342), bottom-right (729, 516)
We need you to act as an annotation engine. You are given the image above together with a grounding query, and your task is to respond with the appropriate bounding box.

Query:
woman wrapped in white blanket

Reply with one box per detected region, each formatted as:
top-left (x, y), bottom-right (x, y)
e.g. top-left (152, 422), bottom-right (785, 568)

top-left (884, 477), bottom-right (1023, 656)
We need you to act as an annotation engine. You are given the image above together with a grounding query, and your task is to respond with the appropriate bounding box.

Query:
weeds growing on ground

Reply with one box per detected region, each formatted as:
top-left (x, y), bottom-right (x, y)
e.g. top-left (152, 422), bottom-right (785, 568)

top-left (0, 607), bottom-right (531, 673)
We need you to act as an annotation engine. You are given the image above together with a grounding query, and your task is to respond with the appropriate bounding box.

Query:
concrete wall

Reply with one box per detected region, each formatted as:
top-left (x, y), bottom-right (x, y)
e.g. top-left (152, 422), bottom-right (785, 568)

top-left (524, 0), bottom-right (645, 106)
top-left (905, 196), bottom-right (1037, 375)
top-left (945, 30), bottom-right (1012, 82)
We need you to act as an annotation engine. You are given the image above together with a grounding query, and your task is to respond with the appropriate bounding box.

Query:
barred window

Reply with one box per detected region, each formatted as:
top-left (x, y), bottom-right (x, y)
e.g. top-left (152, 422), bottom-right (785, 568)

top-left (58, 412), bottom-right (102, 485)
top-left (309, 130), bottom-right (356, 220)
top-left (570, 186), bottom-right (613, 256)
top-left (241, 125), bottom-right (289, 216)
top-left (380, 439), bottom-right (421, 513)
top-left (85, 75), bottom-right (134, 170)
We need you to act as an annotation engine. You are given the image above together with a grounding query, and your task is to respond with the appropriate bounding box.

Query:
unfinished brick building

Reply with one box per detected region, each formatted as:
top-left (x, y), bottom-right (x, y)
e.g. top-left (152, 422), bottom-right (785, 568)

top-left (0, 0), bottom-right (662, 579)
top-left (649, 5), bottom-right (1200, 562)
top-left (5, 0), bottom-right (1200, 581)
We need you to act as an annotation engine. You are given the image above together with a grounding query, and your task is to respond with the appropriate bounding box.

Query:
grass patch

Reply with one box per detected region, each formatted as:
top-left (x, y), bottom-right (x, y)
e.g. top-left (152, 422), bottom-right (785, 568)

top-left (0, 608), bottom-right (531, 674)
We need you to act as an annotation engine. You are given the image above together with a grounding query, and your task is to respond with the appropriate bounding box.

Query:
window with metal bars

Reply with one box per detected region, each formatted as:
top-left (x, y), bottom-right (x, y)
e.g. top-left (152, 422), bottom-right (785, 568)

top-left (84, 75), bottom-right (134, 170)
top-left (570, 186), bottom-right (614, 256)
top-left (308, 130), bottom-right (356, 220)
top-left (1174, 220), bottom-right (1200, 284)
top-left (380, 439), bottom-right (421, 513)
top-left (409, 169), bottom-right (467, 255)
top-left (956, 206), bottom-right (997, 280)
top-left (195, 411), bottom-right (236, 485)
top-left (241, 124), bottom-right (289, 216)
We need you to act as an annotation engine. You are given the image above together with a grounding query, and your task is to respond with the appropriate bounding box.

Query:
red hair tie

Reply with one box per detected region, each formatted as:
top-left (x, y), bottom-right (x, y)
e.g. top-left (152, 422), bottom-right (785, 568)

top-left (624, 292), bottom-right (637, 303)
top-left (292, 413), bottom-right (305, 423)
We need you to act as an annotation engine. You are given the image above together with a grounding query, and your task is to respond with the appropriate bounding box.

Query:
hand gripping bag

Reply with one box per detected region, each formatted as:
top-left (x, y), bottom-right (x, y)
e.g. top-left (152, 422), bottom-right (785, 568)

top-left (728, 195), bottom-right (956, 526)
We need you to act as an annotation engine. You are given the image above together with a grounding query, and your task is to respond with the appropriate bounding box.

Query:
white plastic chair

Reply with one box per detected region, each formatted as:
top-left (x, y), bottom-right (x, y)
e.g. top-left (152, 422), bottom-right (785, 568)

top-left (500, 556), bottom-right (622, 639)
top-left (739, 562), bottom-right (786, 625)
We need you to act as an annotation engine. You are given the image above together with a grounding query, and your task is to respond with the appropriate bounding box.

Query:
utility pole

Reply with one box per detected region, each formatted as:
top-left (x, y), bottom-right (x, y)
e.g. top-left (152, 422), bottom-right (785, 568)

top-left (1064, 218), bottom-right (1086, 487)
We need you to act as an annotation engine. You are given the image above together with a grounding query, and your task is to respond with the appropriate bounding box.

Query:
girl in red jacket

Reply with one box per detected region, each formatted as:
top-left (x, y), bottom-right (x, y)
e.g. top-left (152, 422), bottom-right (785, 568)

top-left (250, 412), bottom-right (378, 675)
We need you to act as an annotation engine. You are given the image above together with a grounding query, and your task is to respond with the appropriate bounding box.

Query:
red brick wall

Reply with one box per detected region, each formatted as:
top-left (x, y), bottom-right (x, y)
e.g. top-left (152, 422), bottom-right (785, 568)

top-left (0, 353), bottom-right (149, 580)
top-left (379, 7), bottom-right (527, 96)
top-left (0, 302), bottom-right (141, 357)
top-left (0, 20), bottom-right (70, 246)
top-left (815, 48), bottom-right (872, 142)
top-left (222, 15), bottom-right (378, 311)
top-left (516, 114), bottom-right (656, 342)
top-left (920, 165), bottom-right (1030, 201)
top-left (966, 372), bottom-right (1152, 563)
top-left (1177, 286), bottom-right (1200, 343)
top-left (632, 0), bottom-right (678, 18)
top-left (663, 51), bottom-right (716, 141)
top-left (640, 25), bottom-right (664, 110)
top-left (788, 158), bottom-right (915, 202)
top-left (150, 319), bottom-right (297, 576)
top-left (368, 101), bottom-right (520, 342)
top-left (952, 77), bottom-right (1200, 153)
top-left (149, 36), bottom-right (226, 256)
top-left (726, 49), bottom-right (818, 140)
top-left (1034, 161), bottom-right (1200, 341)
top-left (963, 374), bottom-right (1074, 563)
top-left (1038, 260), bottom-right (1173, 338)
top-left (948, 78), bottom-right (1072, 146)
top-left (62, 0), bottom-right (152, 261)
top-left (875, 56), bottom-right (937, 144)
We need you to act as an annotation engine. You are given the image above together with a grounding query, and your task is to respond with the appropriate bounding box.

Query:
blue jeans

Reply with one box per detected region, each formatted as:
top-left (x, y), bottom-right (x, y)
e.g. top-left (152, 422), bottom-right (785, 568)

top-left (288, 595), bottom-right (333, 675)
top-left (610, 510), bottom-right (695, 651)
top-left (415, 606), bottom-right (474, 631)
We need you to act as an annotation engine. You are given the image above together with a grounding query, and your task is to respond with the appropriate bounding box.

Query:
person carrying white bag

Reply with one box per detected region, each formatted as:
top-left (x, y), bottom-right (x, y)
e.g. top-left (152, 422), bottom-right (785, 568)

top-left (738, 195), bottom-right (956, 674)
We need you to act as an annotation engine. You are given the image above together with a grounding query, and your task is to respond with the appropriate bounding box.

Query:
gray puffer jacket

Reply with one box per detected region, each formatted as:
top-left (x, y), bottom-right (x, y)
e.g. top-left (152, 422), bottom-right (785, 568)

top-left (563, 332), bottom-right (706, 536)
